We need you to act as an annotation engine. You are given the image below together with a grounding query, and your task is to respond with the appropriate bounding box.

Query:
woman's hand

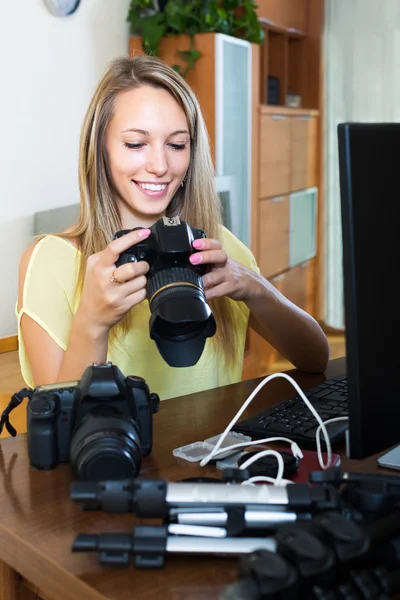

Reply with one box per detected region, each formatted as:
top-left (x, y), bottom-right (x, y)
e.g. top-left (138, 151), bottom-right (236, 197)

top-left (190, 237), bottom-right (329, 373)
top-left (190, 238), bottom-right (261, 302)
top-left (77, 228), bottom-right (151, 334)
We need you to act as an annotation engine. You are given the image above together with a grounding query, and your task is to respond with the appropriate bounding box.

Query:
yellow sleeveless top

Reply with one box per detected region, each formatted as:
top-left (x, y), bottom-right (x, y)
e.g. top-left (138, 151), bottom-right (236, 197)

top-left (17, 227), bottom-right (259, 400)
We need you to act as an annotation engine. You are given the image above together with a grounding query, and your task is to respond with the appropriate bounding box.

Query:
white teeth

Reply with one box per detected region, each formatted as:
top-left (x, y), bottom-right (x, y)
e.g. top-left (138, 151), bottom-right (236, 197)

top-left (138, 182), bottom-right (167, 191)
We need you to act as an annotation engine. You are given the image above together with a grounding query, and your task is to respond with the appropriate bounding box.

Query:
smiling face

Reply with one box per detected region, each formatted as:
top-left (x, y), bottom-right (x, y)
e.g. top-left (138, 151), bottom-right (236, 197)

top-left (105, 85), bottom-right (191, 229)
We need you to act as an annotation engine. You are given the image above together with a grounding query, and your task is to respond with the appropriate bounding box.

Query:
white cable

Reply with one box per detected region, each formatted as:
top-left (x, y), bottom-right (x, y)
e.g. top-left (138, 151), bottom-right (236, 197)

top-left (199, 372), bottom-right (340, 472)
top-left (316, 417), bottom-right (348, 469)
top-left (242, 476), bottom-right (294, 486)
top-left (200, 436), bottom-right (303, 465)
top-left (240, 450), bottom-right (285, 485)
top-left (239, 449), bottom-right (284, 483)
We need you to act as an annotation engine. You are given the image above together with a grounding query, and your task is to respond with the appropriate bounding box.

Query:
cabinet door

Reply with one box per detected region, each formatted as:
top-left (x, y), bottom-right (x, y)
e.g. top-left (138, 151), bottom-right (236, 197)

top-left (259, 195), bottom-right (290, 278)
top-left (291, 116), bottom-right (318, 191)
top-left (279, 259), bottom-right (316, 316)
top-left (260, 114), bottom-right (291, 198)
top-left (289, 187), bottom-right (318, 268)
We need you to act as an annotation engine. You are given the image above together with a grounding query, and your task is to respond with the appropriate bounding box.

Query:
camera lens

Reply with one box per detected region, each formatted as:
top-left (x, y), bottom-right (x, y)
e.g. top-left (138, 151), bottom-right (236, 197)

top-left (69, 413), bottom-right (142, 481)
top-left (147, 267), bottom-right (216, 367)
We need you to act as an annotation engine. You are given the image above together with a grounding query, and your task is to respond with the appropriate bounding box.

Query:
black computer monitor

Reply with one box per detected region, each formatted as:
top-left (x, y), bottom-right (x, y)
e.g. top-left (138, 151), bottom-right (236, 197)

top-left (338, 122), bottom-right (400, 459)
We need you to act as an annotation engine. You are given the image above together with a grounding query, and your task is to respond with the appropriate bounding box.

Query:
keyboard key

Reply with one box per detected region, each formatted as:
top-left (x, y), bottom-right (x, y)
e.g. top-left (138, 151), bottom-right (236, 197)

top-left (265, 423), bottom-right (293, 433)
top-left (324, 392), bottom-right (348, 402)
top-left (310, 389), bottom-right (333, 399)
top-left (292, 426), bottom-right (309, 434)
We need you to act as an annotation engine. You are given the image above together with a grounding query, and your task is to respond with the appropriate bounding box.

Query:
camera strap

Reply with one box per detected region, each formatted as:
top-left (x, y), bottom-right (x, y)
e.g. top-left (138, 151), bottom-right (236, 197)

top-left (0, 388), bottom-right (32, 437)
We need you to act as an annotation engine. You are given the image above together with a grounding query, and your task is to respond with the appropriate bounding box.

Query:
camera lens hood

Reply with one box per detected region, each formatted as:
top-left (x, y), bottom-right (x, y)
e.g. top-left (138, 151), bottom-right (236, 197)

top-left (150, 294), bottom-right (216, 367)
top-left (147, 266), bottom-right (216, 367)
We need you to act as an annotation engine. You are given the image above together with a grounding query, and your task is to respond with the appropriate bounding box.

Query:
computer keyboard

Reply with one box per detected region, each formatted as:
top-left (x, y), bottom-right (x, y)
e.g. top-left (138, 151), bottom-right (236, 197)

top-left (232, 375), bottom-right (348, 447)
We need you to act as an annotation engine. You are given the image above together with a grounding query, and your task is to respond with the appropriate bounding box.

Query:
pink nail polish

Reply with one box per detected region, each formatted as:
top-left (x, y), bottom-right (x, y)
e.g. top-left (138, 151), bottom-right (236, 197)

top-left (192, 239), bottom-right (204, 249)
top-left (190, 254), bottom-right (201, 264)
top-left (138, 228), bottom-right (151, 237)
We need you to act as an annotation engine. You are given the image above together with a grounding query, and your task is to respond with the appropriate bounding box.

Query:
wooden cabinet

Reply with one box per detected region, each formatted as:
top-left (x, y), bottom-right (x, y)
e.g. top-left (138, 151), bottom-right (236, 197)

top-left (242, 259), bottom-right (316, 380)
top-left (258, 106), bottom-right (319, 276)
top-left (260, 107), bottom-right (319, 197)
top-left (245, 104), bottom-right (320, 379)
top-left (256, 0), bottom-right (308, 33)
top-left (291, 115), bottom-right (318, 190)
top-left (276, 259), bottom-right (316, 316)
top-left (259, 195), bottom-right (289, 277)
top-left (259, 113), bottom-right (291, 197)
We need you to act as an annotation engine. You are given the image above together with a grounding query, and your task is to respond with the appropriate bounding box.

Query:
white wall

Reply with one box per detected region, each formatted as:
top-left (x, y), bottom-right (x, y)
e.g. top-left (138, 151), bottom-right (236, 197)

top-left (0, 0), bottom-right (131, 336)
top-left (323, 0), bottom-right (400, 328)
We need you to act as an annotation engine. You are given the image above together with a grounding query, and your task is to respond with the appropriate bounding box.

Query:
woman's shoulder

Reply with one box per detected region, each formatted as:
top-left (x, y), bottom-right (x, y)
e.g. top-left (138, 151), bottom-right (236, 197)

top-left (18, 235), bottom-right (80, 312)
top-left (21, 234), bottom-right (78, 264)
top-left (19, 235), bottom-right (79, 283)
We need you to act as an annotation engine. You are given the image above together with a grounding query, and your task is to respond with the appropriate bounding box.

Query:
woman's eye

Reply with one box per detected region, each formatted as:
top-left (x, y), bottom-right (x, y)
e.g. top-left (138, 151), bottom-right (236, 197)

top-left (124, 142), bottom-right (144, 150)
top-left (123, 142), bottom-right (187, 150)
top-left (169, 143), bottom-right (187, 151)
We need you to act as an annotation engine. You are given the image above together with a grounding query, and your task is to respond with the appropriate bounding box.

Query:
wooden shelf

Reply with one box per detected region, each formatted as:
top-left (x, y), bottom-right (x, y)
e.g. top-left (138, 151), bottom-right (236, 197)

top-left (259, 19), bottom-right (306, 39)
top-left (260, 105), bottom-right (319, 117)
top-left (259, 15), bottom-right (319, 110)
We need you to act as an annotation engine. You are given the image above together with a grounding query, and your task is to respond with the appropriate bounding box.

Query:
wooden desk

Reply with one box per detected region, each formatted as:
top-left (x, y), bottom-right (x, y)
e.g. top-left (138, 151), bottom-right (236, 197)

top-left (0, 357), bottom-right (397, 600)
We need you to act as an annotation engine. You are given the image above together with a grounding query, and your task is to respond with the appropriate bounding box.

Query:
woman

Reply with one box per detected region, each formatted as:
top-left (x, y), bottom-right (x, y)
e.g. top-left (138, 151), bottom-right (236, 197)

top-left (17, 55), bottom-right (329, 399)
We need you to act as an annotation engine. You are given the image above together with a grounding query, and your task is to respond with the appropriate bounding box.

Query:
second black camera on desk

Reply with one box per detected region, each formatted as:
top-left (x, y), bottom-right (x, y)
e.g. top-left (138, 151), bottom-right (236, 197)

top-left (27, 362), bottom-right (159, 482)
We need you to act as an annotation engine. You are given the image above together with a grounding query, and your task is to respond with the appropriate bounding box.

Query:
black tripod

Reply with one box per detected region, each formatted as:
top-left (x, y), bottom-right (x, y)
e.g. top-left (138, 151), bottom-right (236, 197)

top-left (70, 469), bottom-right (400, 598)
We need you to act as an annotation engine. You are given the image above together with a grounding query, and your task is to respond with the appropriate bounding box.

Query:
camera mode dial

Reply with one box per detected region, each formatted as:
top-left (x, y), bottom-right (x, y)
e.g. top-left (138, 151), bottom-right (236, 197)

top-left (126, 375), bottom-right (146, 389)
top-left (29, 395), bottom-right (57, 416)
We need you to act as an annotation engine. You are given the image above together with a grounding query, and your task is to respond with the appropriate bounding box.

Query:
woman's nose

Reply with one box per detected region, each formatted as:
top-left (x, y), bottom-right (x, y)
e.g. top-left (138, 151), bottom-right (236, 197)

top-left (146, 146), bottom-right (168, 177)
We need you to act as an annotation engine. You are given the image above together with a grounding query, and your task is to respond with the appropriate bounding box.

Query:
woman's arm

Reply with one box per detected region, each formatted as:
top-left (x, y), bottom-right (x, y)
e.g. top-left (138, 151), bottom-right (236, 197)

top-left (19, 309), bottom-right (110, 387)
top-left (191, 238), bottom-right (330, 373)
top-left (246, 277), bottom-right (329, 373)
top-left (19, 229), bottom-right (151, 386)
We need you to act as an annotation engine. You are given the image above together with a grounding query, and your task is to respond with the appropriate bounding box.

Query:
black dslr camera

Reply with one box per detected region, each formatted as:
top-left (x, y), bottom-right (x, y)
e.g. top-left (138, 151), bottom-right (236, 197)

top-left (114, 216), bottom-right (216, 367)
top-left (25, 363), bottom-right (159, 481)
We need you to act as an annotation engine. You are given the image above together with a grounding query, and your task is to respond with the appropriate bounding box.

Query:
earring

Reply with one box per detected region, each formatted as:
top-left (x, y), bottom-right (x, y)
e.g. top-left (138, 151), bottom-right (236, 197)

top-left (181, 174), bottom-right (187, 188)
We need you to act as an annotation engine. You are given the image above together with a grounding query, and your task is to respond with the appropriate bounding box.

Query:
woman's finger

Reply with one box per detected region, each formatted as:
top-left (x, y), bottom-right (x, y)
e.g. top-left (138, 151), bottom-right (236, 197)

top-left (121, 275), bottom-right (148, 295)
top-left (205, 282), bottom-right (231, 301)
top-left (104, 228), bottom-right (151, 266)
top-left (190, 249), bottom-right (227, 266)
top-left (110, 261), bottom-right (149, 283)
top-left (202, 268), bottom-right (227, 290)
top-left (126, 287), bottom-right (148, 307)
top-left (106, 275), bottom-right (148, 308)
top-left (192, 238), bottom-right (222, 251)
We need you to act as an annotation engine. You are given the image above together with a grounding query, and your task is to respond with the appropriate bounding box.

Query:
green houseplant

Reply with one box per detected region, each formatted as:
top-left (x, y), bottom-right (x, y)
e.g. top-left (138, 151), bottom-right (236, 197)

top-left (127, 0), bottom-right (264, 77)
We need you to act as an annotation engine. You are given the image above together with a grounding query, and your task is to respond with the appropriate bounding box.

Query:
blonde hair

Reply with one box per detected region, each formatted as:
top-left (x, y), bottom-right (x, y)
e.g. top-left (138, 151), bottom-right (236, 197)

top-left (64, 55), bottom-right (237, 365)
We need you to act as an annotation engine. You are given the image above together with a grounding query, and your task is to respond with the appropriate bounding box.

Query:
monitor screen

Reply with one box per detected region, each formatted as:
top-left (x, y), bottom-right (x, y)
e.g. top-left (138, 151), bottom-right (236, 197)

top-left (338, 122), bottom-right (400, 459)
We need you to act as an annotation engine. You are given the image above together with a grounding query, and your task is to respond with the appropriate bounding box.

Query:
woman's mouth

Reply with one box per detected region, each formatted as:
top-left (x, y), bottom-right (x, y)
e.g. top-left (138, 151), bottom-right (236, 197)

top-left (132, 180), bottom-right (170, 198)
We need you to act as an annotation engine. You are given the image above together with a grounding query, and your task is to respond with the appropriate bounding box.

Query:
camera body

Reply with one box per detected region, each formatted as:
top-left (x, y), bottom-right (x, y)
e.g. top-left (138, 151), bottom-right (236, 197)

top-left (114, 216), bottom-right (216, 367)
top-left (115, 215), bottom-right (207, 278)
top-left (27, 363), bottom-right (159, 481)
